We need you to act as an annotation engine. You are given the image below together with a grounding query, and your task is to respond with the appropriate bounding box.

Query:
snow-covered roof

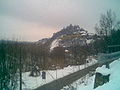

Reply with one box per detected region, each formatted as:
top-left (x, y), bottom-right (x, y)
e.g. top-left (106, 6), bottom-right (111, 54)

top-left (96, 65), bottom-right (111, 75)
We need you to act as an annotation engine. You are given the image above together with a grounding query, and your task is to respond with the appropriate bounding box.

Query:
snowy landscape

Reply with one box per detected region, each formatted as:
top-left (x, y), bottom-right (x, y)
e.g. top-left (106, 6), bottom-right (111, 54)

top-left (0, 0), bottom-right (120, 90)
top-left (62, 58), bottom-right (120, 90)
top-left (21, 59), bottom-right (97, 90)
top-left (20, 57), bottom-right (120, 90)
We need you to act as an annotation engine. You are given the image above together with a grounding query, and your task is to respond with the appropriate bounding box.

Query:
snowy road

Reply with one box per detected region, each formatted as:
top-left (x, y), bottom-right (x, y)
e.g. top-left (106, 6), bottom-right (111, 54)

top-left (34, 64), bottom-right (99, 90)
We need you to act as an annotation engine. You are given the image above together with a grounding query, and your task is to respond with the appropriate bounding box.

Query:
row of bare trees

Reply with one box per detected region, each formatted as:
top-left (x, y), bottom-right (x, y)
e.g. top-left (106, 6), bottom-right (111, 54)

top-left (93, 9), bottom-right (120, 53)
top-left (95, 9), bottom-right (120, 37)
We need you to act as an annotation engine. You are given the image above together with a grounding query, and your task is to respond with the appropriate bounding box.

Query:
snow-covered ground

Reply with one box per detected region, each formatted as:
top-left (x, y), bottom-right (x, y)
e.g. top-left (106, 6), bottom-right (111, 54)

top-left (62, 58), bottom-right (120, 90)
top-left (21, 59), bottom-right (97, 90)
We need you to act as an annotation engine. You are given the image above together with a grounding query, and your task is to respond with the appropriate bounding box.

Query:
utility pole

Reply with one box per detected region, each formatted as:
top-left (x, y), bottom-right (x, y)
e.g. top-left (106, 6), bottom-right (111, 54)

top-left (19, 46), bottom-right (22, 90)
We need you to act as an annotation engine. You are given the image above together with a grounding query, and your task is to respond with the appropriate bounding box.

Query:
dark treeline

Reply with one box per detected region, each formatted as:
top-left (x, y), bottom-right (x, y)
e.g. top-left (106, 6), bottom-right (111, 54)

top-left (0, 40), bottom-right (50, 89)
top-left (0, 40), bottom-right (21, 89)
top-left (0, 39), bottom-right (92, 72)
top-left (94, 9), bottom-right (120, 53)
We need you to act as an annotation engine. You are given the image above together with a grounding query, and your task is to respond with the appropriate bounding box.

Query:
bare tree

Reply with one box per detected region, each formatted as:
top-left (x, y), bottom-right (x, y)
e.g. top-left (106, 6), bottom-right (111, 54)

top-left (95, 9), bottom-right (116, 36)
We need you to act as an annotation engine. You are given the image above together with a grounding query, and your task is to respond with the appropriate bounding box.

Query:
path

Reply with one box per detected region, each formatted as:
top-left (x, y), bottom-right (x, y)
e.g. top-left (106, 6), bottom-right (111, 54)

top-left (34, 63), bottom-right (99, 90)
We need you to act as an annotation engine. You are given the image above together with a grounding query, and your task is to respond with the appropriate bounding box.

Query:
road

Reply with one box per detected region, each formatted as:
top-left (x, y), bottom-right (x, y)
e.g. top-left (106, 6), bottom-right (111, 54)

top-left (34, 63), bottom-right (99, 90)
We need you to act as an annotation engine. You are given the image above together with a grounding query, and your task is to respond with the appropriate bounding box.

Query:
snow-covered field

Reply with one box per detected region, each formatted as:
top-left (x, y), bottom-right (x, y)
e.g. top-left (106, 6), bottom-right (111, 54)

top-left (62, 58), bottom-right (120, 90)
top-left (21, 59), bottom-right (97, 90)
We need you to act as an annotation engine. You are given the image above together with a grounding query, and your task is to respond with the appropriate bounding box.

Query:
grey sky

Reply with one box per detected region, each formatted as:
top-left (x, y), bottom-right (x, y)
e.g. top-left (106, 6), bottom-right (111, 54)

top-left (0, 0), bottom-right (120, 41)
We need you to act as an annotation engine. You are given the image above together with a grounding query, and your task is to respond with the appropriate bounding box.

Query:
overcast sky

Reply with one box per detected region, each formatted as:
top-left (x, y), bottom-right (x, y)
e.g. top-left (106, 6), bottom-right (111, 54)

top-left (0, 0), bottom-right (120, 41)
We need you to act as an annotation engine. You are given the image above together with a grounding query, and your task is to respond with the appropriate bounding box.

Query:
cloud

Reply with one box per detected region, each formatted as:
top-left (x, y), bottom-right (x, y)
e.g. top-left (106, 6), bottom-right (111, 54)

top-left (0, 0), bottom-right (81, 26)
top-left (0, 15), bottom-right (56, 41)
top-left (0, 0), bottom-right (120, 41)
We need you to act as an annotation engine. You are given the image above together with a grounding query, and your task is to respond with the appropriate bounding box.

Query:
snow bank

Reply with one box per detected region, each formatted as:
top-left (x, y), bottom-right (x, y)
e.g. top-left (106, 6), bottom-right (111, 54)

top-left (75, 58), bottom-right (120, 90)
top-left (96, 65), bottom-right (111, 75)
top-left (62, 74), bottom-right (95, 90)
top-left (94, 59), bottom-right (120, 90)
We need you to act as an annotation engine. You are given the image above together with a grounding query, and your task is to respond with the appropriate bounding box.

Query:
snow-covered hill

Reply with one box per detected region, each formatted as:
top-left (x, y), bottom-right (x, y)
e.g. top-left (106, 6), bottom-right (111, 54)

top-left (36, 25), bottom-right (95, 51)
top-left (48, 24), bottom-right (94, 51)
